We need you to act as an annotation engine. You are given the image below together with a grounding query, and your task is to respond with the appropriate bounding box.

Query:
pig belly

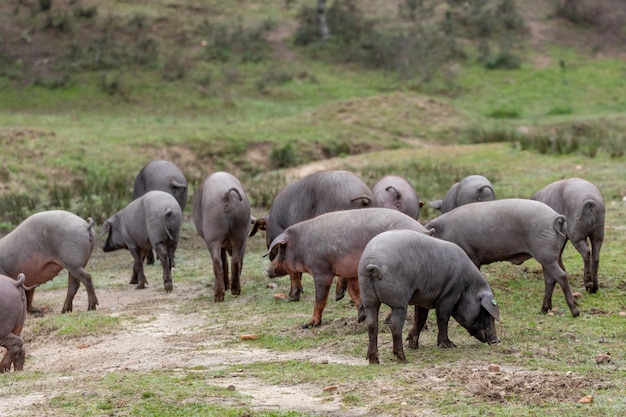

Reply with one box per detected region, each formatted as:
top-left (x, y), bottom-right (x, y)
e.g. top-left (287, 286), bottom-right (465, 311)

top-left (21, 257), bottom-right (64, 286)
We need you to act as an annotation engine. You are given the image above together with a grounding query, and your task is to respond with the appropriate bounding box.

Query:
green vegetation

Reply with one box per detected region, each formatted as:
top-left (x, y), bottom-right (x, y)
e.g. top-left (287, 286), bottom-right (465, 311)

top-left (0, 1), bottom-right (625, 416)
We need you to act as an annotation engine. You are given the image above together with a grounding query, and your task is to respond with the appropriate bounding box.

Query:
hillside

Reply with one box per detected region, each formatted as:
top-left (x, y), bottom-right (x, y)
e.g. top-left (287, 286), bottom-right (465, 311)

top-left (0, 0), bottom-right (625, 224)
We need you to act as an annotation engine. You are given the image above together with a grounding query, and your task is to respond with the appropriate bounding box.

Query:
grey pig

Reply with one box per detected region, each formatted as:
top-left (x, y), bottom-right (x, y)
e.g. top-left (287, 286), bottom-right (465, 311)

top-left (430, 174), bottom-right (495, 213)
top-left (358, 229), bottom-right (500, 364)
top-left (251, 170), bottom-right (376, 302)
top-left (531, 178), bottom-right (605, 293)
top-left (425, 198), bottom-right (579, 317)
top-left (0, 210), bottom-right (96, 315)
top-left (371, 175), bottom-right (423, 220)
top-left (0, 273), bottom-right (28, 372)
top-left (266, 208), bottom-right (430, 328)
top-left (103, 190), bottom-right (182, 292)
top-left (193, 172), bottom-right (251, 302)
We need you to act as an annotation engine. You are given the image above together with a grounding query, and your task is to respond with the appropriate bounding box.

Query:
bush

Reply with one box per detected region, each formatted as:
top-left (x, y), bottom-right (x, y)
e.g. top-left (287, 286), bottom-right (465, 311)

top-left (270, 142), bottom-right (297, 169)
top-left (201, 18), bottom-right (273, 63)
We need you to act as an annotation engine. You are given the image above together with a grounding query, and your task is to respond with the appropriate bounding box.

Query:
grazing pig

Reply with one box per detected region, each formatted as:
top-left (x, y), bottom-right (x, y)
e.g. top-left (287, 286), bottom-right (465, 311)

top-left (193, 172), bottom-right (251, 302)
top-left (251, 170), bottom-right (376, 302)
top-left (531, 178), bottom-right (605, 293)
top-left (425, 198), bottom-right (580, 317)
top-left (371, 175), bottom-right (423, 220)
top-left (133, 160), bottom-right (188, 265)
top-left (133, 159), bottom-right (188, 210)
top-left (358, 230), bottom-right (500, 364)
top-left (266, 208), bottom-right (430, 328)
top-left (430, 175), bottom-right (495, 213)
top-left (0, 210), bottom-right (97, 315)
top-left (0, 273), bottom-right (28, 372)
top-left (102, 190), bottom-right (182, 292)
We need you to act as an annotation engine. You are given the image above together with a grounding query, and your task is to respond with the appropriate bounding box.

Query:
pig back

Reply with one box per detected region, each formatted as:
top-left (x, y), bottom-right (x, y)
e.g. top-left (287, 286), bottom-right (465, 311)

top-left (426, 199), bottom-right (566, 265)
top-left (193, 172), bottom-right (251, 241)
top-left (0, 211), bottom-right (95, 281)
top-left (266, 170), bottom-right (375, 247)
top-left (532, 178), bottom-right (605, 236)
top-left (0, 274), bottom-right (27, 335)
top-left (371, 175), bottom-right (421, 220)
top-left (133, 160), bottom-right (188, 210)
top-left (141, 191), bottom-right (183, 245)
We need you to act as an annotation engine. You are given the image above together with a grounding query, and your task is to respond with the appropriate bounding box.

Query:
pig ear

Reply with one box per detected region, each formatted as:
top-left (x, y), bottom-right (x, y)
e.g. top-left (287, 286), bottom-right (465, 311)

top-left (265, 233), bottom-right (287, 259)
top-left (480, 293), bottom-right (500, 322)
top-left (101, 219), bottom-right (112, 236)
top-left (429, 200), bottom-right (442, 209)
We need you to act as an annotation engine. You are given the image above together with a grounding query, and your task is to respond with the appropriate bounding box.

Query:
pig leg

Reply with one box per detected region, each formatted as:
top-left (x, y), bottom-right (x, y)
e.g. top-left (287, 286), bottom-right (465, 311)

top-left (208, 242), bottom-right (226, 302)
top-left (435, 308), bottom-right (456, 348)
top-left (407, 306), bottom-right (429, 349)
top-left (541, 263), bottom-right (580, 317)
top-left (61, 273), bottom-right (80, 313)
top-left (345, 278), bottom-right (360, 307)
top-left (288, 272), bottom-right (303, 302)
top-left (230, 246), bottom-right (244, 296)
top-left (335, 276), bottom-right (348, 301)
top-left (221, 248), bottom-right (230, 291)
top-left (571, 238), bottom-right (592, 290)
top-left (0, 334), bottom-right (24, 373)
top-left (364, 303), bottom-right (381, 364)
top-left (25, 288), bottom-right (42, 317)
top-left (303, 272), bottom-right (334, 328)
top-left (154, 243), bottom-right (173, 292)
top-left (589, 236), bottom-right (603, 293)
top-left (387, 306), bottom-right (408, 363)
top-left (130, 248), bottom-right (149, 289)
top-left (62, 267), bottom-right (98, 312)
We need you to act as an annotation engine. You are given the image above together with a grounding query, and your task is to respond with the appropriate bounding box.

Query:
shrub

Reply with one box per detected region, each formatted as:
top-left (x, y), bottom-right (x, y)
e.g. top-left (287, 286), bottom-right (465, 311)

top-left (201, 18), bottom-right (273, 63)
top-left (487, 109), bottom-right (520, 119)
top-left (270, 142), bottom-right (297, 169)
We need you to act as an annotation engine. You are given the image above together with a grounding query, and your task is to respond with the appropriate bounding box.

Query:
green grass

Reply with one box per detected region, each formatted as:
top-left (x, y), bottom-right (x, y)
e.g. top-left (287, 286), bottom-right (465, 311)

top-left (1, 2), bottom-right (626, 416)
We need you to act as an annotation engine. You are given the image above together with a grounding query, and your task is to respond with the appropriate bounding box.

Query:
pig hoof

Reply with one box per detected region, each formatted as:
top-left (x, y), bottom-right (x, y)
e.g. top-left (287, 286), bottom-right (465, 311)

top-left (571, 307), bottom-right (581, 318)
top-left (396, 356), bottom-right (408, 364)
top-left (164, 282), bottom-right (173, 292)
top-left (129, 278), bottom-right (137, 285)
top-left (301, 322), bottom-right (320, 329)
top-left (28, 308), bottom-right (44, 318)
top-left (437, 340), bottom-right (457, 348)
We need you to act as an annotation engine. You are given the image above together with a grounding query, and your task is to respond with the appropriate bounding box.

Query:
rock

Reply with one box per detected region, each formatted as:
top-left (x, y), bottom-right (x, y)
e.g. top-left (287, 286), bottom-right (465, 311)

top-left (323, 385), bottom-right (338, 392)
top-left (274, 293), bottom-right (288, 301)
top-left (618, 311), bottom-right (626, 317)
top-left (560, 332), bottom-right (576, 340)
top-left (572, 292), bottom-right (582, 298)
top-left (240, 334), bottom-right (258, 340)
top-left (487, 364), bottom-right (500, 372)
top-left (595, 353), bottom-right (611, 364)
top-left (266, 282), bottom-right (278, 289)
top-left (578, 395), bottom-right (593, 403)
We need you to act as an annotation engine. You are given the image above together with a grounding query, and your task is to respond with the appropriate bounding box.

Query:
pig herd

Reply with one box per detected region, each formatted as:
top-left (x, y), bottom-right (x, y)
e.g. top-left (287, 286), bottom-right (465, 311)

top-left (0, 160), bottom-right (606, 371)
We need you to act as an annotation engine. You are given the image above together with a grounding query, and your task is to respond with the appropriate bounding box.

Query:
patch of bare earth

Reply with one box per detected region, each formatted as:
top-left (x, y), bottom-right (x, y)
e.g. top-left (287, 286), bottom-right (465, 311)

top-left (0, 265), bottom-right (602, 417)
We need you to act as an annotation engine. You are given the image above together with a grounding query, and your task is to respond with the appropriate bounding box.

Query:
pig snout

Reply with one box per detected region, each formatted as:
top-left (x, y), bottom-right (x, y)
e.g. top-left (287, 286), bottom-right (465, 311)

top-left (266, 262), bottom-right (285, 278)
top-left (488, 335), bottom-right (501, 345)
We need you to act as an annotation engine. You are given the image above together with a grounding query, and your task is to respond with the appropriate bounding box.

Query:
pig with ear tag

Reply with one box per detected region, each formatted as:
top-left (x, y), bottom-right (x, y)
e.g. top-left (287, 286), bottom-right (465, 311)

top-left (358, 229), bottom-right (500, 365)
